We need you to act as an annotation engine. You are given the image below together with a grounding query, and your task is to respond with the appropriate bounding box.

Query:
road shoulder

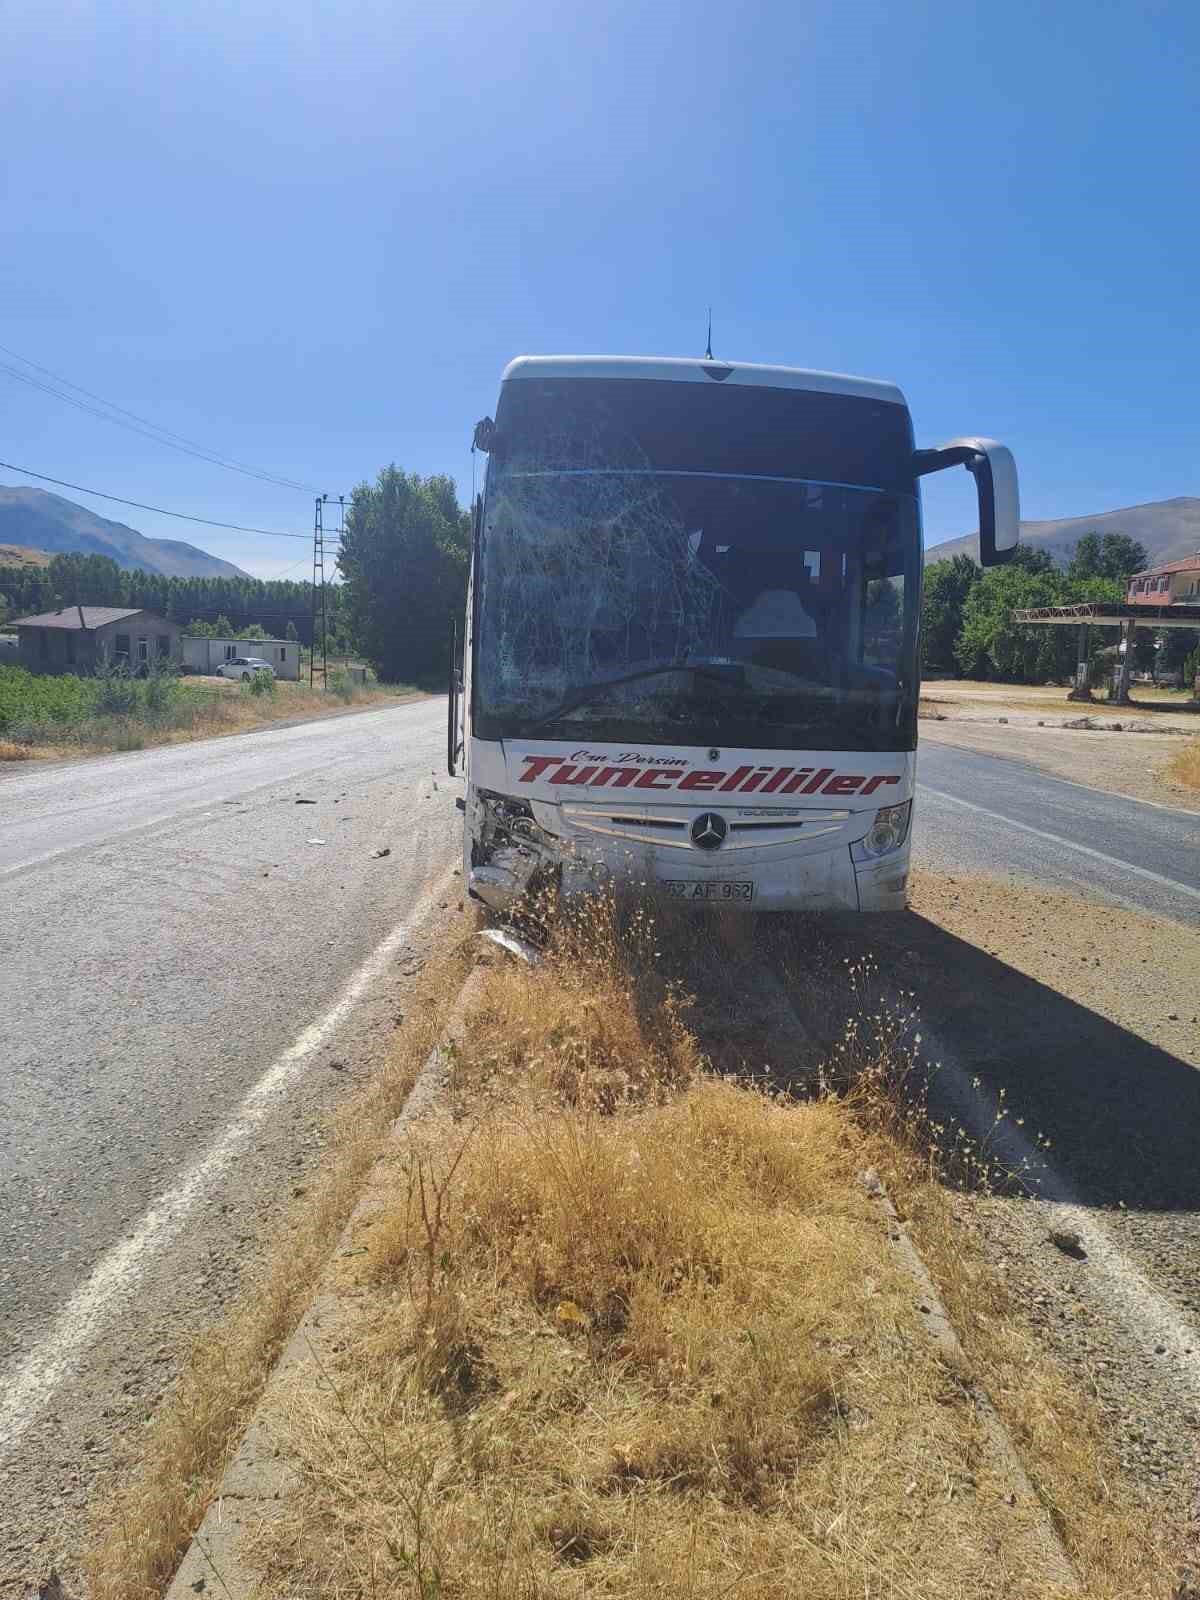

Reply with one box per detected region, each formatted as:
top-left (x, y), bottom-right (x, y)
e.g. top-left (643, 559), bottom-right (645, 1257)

top-left (857, 871), bottom-right (1200, 1537)
top-left (920, 714), bottom-right (1200, 814)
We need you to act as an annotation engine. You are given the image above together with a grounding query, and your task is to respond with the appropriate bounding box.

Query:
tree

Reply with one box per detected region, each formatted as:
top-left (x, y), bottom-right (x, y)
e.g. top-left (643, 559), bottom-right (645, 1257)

top-left (337, 466), bottom-right (468, 683)
top-left (0, 557), bottom-right (311, 634)
top-left (285, 619), bottom-right (299, 641)
top-left (1008, 544), bottom-right (1057, 575)
top-left (1068, 532), bottom-right (1149, 583)
top-left (920, 554), bottom-right (979, 672)
top-left (1159, 627), bottom-right (1198, 680)
top-left (956, 563), bottom-right (1080, 682)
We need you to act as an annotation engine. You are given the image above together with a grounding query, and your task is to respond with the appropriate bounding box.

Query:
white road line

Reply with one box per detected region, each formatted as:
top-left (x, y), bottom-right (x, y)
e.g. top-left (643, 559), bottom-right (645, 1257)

top-left (1016, 767), bottom-right (1200, 820)
top-left (918, 784), bottom-right (1200, 902)
top-left (0, 863), bottom-right (458, 1455)
top-left (926, 741), bottom-right (1200, 819)
top-left (924, 1021), bottom-right (1200, 1408)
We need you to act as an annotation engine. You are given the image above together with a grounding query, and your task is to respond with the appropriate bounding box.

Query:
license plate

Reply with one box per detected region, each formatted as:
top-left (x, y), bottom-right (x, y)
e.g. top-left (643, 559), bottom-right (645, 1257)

top-left (661, 879), bottom-right (755, 902)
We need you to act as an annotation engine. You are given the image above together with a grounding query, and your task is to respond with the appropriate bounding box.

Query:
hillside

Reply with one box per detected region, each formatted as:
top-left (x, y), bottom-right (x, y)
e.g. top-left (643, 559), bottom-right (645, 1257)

top-left (0, 544), bottom-right (52, 569)
top-left (925, 496), bottom-right (1200, 570)
top-left (0, 486), bottom-right (251, 579)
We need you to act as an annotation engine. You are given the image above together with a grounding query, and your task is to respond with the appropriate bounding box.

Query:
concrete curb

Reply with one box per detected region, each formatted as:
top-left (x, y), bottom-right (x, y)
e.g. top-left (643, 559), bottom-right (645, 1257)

top-left (860, 1169), bottom-right (1081, 1592)
top-left (762, 970), bottom-right (1083, 1592)
top-left (163, 967), bottom-right (488, 1600)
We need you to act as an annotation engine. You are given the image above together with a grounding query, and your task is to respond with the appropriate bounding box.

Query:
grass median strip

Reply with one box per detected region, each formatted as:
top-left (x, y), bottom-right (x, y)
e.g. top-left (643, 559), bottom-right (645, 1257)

top-left (234, 906), bottom-right (1174, 1600)
top-left (85, 902), bottom-right (1181, 1599)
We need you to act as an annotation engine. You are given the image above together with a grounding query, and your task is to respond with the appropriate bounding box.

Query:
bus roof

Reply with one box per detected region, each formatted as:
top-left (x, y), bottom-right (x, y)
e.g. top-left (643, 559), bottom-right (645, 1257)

top-left (499, 355), bottom-right (906, 408)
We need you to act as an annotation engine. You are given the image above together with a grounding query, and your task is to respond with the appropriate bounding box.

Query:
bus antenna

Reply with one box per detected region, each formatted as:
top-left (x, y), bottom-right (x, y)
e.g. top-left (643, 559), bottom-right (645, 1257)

top-left (704, 308), bottom-right (713, 361)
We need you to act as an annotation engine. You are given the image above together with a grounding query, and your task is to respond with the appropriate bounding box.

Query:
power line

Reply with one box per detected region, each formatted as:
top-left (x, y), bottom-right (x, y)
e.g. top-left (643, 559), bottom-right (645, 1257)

top-left (0, 459), bottom-right (339, 543)
top-left (0, 359), bottom-right (319, 494)
top-left (0, 342), bottom-right (321, 495)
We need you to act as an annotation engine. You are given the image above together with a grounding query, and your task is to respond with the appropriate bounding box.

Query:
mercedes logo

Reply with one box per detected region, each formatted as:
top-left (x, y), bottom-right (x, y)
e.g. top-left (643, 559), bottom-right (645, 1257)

top-left (690, 812), bottom-right (727, 851)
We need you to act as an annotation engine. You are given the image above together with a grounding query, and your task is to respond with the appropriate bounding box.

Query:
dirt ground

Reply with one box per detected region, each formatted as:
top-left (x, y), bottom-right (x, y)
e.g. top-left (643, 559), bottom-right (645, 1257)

top-left (922, 678), bottom-right (1200, 730)
top-left (919, 679), bottom-right (1200, 811)
top-left (857, 871), bottom-right (1200, 1537)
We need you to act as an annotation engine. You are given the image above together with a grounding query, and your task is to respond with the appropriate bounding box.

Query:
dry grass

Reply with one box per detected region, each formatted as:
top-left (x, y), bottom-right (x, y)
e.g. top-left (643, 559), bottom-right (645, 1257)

top-left (104, 680), bottom-right (420, 751)
top-left (83, 925), bottom-right (477, 1600)
top-left (1166, 737), bottom-right (1200, 791)
top-left (87, 901), bottom-right (1181, 1600)
top-left (240, 904), bottom-right (1173, 1600)
top-left (891, 1173), bottom-right (1179, 1597)
top-left (0, 542), bottom-right (52, 566)
top-left (1, 679), bottom-right (423, 762)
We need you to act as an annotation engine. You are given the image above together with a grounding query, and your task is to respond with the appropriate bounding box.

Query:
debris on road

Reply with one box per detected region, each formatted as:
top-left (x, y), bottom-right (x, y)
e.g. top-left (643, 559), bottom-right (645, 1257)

top-left (306, 838), bottom-right (325, 845)
top-left (477, 926), bottom-right (542, 965)
top-left (295, 798), bottom-right (318, 805)
top-left (371, 847), bottom-right (391, 859)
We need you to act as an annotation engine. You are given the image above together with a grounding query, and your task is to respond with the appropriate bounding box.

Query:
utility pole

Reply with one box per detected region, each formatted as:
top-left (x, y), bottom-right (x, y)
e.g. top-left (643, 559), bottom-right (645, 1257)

top-left (310, 496), bottom-right (324, 687)
top-left (310, 493), bottom-right (345, 686)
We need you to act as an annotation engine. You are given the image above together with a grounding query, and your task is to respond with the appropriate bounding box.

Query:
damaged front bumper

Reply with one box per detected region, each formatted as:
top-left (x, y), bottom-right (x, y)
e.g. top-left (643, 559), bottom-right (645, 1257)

top-left (466, 789), bottom-right (561, 913)
top-left (465, 788), bottom-right (909, 915)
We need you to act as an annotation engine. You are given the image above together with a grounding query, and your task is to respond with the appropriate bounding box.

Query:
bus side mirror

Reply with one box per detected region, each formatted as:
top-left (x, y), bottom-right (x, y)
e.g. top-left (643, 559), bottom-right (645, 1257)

top-left (913, 437), bottom-right (1019, 568)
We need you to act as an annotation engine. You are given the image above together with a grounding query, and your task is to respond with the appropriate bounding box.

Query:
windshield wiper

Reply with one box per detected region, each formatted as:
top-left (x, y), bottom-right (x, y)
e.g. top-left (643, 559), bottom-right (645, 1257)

top-left (527, 663), bottom-right (739, 730)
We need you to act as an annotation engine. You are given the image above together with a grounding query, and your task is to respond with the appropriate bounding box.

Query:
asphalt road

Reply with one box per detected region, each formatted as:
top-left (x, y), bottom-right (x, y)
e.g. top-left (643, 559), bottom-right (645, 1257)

top-left (915, 740), bottom-right (1200, 924)
top-left (0, 698), bottom-right (461, 1587)
top-left (2, 706), bottom-right (1197, 1589)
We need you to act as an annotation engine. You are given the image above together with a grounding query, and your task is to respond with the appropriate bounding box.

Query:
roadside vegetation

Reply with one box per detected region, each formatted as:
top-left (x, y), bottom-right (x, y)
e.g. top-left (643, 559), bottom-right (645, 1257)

top-left (87, 901), bottom-right (1180, 1600)
top-left (923, 532), bottom-right (1199, 689)
top-left (0, 660), bottom-right (420, 761)
top-left (0, 467), bottom-right (470, 687)
top-left (1166, 737), bottom-right (1200, 791)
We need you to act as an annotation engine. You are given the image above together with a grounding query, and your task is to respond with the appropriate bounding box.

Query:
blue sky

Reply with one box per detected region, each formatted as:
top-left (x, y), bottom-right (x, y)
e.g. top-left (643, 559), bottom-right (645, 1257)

top-left (2, 0), bottom-right (1196, 577)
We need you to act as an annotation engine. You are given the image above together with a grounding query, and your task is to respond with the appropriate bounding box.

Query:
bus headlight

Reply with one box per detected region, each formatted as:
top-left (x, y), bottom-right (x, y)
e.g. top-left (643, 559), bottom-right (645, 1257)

top-left (852, 801), bottom-right (912, 861)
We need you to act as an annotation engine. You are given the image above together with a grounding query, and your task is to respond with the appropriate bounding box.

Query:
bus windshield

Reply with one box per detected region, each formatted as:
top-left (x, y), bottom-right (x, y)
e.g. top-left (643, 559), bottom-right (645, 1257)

top-left (474, 379), bottom-right (921, 753)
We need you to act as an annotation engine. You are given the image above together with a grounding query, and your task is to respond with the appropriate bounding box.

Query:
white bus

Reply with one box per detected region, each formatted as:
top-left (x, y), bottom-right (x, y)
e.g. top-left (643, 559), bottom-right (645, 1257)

top-left (450, 355), bottom-right (1018, 914)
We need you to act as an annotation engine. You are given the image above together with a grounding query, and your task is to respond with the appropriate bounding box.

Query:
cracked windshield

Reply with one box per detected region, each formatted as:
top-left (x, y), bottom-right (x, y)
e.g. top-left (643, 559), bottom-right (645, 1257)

top-left (477, 388), bottom-right (918, 751)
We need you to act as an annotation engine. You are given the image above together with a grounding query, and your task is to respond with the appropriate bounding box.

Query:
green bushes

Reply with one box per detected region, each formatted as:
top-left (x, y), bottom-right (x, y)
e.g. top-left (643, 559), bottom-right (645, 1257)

top-left (92, 657), bottom-right (143, 715)
top-left (327, 668), bottom-right (357, 703)
top-left (0, 666), bottom-right (97, 731)
top-left (239, 667), bottom-right (277, 699)
top-left (0, 660), bottom-right (414, 760)
top-left (1, 661), bottom-right (190, 746)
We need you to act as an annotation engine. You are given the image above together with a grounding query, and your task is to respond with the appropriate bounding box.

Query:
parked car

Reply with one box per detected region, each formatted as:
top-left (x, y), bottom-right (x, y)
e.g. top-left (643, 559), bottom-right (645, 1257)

top-left (216, 656), bottom-right (275, 682)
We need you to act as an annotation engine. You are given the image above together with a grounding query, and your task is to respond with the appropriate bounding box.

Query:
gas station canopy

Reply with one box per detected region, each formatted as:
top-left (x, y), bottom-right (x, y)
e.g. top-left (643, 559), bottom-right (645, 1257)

top-left (1010, 602), bottom-right (1200, 628)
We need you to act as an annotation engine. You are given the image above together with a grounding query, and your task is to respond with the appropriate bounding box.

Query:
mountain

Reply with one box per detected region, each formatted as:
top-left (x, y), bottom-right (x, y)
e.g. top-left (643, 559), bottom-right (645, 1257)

top-left (924, 496), bottom-right (1200, 571)
top-left (0, 543), bottom-right (52, 569)
top-left (0, 486), bottom-right (251, 579)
